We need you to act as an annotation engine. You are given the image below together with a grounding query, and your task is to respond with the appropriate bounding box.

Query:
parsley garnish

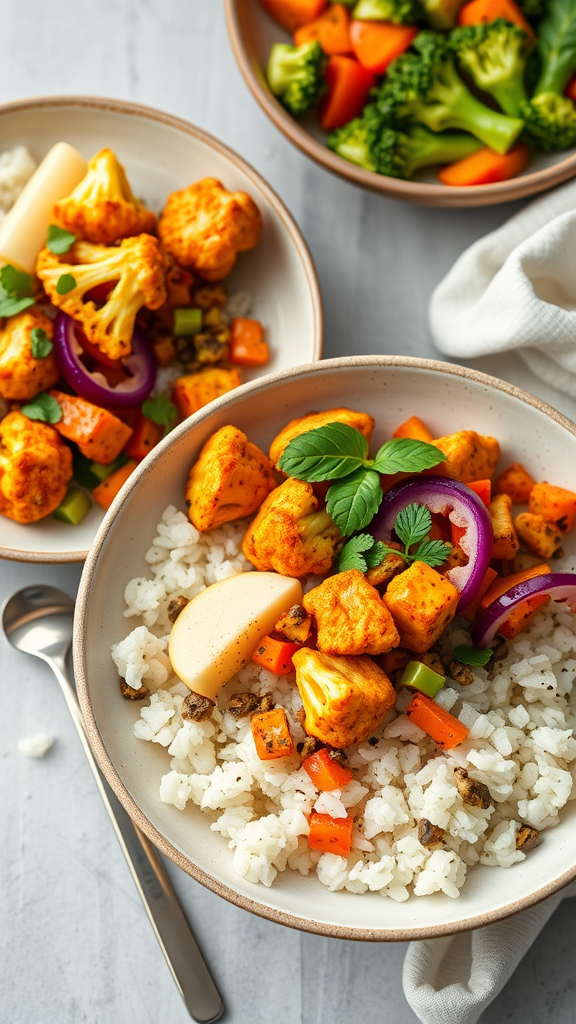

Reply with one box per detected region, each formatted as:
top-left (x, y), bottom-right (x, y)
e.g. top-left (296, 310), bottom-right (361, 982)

top-left (452, 644), bottom-right (492, 668)
top-left (142, 394), bottom-right (178, 436)
top-left (278, 423), bottom-right (446, 536)
top-left (46, 225), bottom-right (76, 255)
top-left (21, 392), bottom-right (62, 424)
top-left (30, 327), bottom-right (53, 358)
top-left (0, 264), bottom-right (35, 318)
top-left (337, 534), bottom-right (379, 572)
top-left (56, 273), bottom-right (76, 295)
top-left (336, 503), bottom-right (451, 575)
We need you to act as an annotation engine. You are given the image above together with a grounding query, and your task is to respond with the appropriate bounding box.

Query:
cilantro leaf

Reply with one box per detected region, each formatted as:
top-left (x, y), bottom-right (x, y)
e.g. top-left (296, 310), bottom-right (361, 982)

top-left (326, 467), bottom-right (382, 536)
top-left (46, 225), bottom-right (76, 255)
top-left (0, 295), bottom-right (35, 318)
top-left (30, 327), bottom-right (53, 358)
top-left (336, 534), bottom-right (375, 572)
top-left (365, 540), bottom-right (388, 568)
top-left (0, 264), bottom-right (33, 299)
top-left (278, 422), bottom-right (369, 482)
top-left (21, 392), bottom-right (62, 424)
top-left (395, 503), bottom-right (432, 549)
top-left (412, 538), bottom-right (451, 568)
top-left (452, 644), bottom-right (492, 668)
top-left (373, 438), bottom-right (446, 475)
top-left (142, 394), bottom-right (178, 435)
top-left (56, 274), bottom-right (76, 295)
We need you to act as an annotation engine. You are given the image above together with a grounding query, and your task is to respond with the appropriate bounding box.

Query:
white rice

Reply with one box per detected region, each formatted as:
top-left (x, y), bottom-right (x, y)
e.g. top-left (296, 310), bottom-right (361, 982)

top-left (112, 505), bottom-right (576, 897)
top-left (0, 146), bottom-right (37, 222)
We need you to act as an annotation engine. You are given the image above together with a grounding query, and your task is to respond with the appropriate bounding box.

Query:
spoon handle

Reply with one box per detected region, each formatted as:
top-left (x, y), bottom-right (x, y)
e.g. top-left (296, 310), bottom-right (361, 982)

top-left (49, 655), bottom-right (224, 1024)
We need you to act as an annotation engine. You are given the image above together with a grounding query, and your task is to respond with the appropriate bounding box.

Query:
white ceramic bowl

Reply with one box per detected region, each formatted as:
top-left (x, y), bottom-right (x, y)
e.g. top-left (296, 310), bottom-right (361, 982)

top-left (0, 96), bottom-right (322, 564)
top-left (75, 356), bottom-right (576, 940)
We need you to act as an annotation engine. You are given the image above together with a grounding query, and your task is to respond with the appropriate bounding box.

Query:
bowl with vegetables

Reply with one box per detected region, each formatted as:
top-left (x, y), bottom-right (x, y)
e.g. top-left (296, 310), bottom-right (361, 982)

top-left (76, 355), bottom-right (576, 939)
top-left (226, 0), bottom-right (576, 205)
top-left (0, 97), bottom-right (322, 563)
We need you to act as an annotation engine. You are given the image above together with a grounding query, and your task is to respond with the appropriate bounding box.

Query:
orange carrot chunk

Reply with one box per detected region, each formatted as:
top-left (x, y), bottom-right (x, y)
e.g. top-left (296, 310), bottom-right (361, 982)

top-left (302, 747), bottom-right (354, 790)
top-left (438, 144), bottom-right (530, 187)
top-left (229, 318), bottom-right (270, 367)
top-left (349, 20), bottom-right (418, 74)
top-left (468, 479), bottom-right (492, 507)
top-left (124, 414), bottom-right (163, 461)
top-left (319, 54), bottom-right (376, 130)
top-left (405, 692), bottom-right (470, 750)
top-left (92, 460), bottom-right (137, 511)
top-left (529, 482), bottom-right (576, 533)
top-left (49, 389), bottom-right (133, 465)
top-left (261, 0), bottom-right (327, 32)
top-left (461, 566), bottom-right (498, 621)
top-left (494, 462), bottom-right (535, 505)
top-left (393, 415), bottom-right (434, 443)
top-left (308, 811), bottom-right (353, 855)
top-left (251, 708), bottom-right (295, 760)
top-left (481, 562), bottom-right (551, 638)
top-left (294, 3), bottom-right (352, 53)
top-left (457, 0), bottom-right (535, 36)
top-left (252, 635), bottom-right (301, 675)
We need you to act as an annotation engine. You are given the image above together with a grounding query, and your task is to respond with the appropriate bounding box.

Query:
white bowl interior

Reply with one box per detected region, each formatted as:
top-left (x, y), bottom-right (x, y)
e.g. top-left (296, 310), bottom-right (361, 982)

top-left (0, 100), bottom-right (320, 562)
top-left (77, 360), bottom-right (576, 938)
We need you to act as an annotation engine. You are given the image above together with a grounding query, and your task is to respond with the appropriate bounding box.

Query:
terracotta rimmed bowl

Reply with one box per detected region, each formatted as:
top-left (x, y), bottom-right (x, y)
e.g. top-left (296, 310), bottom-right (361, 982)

top-left (0, 96), bottom-right (322, 565)
top-left (75, 356), bottom-right (576, 940)
top-left (225, 0), bottom-right (576, 208)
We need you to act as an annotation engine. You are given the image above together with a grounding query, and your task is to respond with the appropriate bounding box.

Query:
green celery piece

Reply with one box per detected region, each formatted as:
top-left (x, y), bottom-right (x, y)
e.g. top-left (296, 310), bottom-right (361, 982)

top-left (53, 487), bottom-right (92, 525)
top-left (400, 660), bottom-right (445, 698)
top-left (174, 307), bottom-right (202, 336)
top-left (88, 453), bottom-right (129, 482)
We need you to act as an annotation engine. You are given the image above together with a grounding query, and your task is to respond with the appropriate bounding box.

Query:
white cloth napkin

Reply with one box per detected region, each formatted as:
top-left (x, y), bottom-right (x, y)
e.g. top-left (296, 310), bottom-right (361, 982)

top-left (404, 882), bottom-right (576, 1024)
top-left (429, 179), bottom-right (576, 397)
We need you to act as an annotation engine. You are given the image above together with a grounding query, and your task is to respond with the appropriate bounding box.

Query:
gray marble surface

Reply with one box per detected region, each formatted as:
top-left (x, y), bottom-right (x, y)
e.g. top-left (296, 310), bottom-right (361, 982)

top-left (1, 2), bottom-right (576, 1022)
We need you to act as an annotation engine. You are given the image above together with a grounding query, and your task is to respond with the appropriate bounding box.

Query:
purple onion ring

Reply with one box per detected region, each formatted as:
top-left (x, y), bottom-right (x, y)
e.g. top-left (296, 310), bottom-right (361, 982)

top-left (471, 572), bottom-right (576, 647)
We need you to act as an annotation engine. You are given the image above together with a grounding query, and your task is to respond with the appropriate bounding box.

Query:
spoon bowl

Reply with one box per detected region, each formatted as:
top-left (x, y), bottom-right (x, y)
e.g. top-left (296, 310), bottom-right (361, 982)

top-left (2, 585), bottom-right (75, 665)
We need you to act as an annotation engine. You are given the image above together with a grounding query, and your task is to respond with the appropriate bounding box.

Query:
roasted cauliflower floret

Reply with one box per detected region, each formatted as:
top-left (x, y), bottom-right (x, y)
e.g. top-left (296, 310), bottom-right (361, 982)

top-left (158, 177), bottom-right (262, 282)
top-left (185, 425), bottom-right (276, 531)
top-left (53, 148), bottom-right (157, 245)
top-left (0, 309), bottom-right (58, 400)
top-left (303, 570), bottom-right (400, 656)
top-left (36, 234), bottom-right (167, 361)
top-left (432, 430), bottom-right (500, 482)
top-left (269, 407), bottom-right (375, 470)
top-left (0, 411), bottom-right (72, 523)
top-left (242, 476), bottom-right (343, 577)
top-left (293, 647), bottom-right (396, 748)
top-left (383, 561), bottom-right (459, 653)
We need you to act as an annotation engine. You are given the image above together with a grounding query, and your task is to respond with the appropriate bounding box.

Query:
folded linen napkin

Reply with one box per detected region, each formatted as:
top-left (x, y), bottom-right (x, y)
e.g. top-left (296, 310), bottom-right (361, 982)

top-left (429, 179), bottom-right (576, 398)
top-left (404, 882), bottom-right (576, 1024)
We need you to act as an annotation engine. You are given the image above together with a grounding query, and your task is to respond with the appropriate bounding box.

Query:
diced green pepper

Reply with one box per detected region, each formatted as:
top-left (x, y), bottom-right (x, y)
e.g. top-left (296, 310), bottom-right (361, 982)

top-left (53, 487), bottom-right (92, 525)
top-left (400, 660), bottom-right (445, 698)
top-left (88, 453), bottom-right (130, 482)
top-left (173, 307), bottom-right (202, 337)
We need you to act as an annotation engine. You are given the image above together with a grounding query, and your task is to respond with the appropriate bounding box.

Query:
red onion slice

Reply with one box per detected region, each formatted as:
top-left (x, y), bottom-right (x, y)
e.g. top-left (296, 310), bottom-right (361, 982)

top-left (372, 476), bottom-right (493, 612)
top-left (471, 572), bottom-right (576, 647)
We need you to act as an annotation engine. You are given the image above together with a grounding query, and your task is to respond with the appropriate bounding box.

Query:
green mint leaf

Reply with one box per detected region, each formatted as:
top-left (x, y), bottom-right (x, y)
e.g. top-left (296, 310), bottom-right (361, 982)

top-left (452, 644), bottom-right (492, 668)
top-left (373, 437), bottom-right (446, 475)
top-left (326, 467), bottom-right (382, 536)
top-left (56, 273), bottom-right (76, 295)
top-left (30, 327), bottom-right (53, 358)
top-left (142, 394), bottom-right (178, 435)
top-left (364, 540), bottom-right (388, 569)
top-left (0, 264), bottom-right (33, 299)
top-left (411, 538), bottom-right (451, 569)
top-left (278, 422), bottom-right (369, 482)
top-left (21, 392), bottom-right (62, 425)
top-left (46, 225), bottom-right (76, 255)
top-left (0, 295), bottom-right (35, 318)
top-left (394, 502), bottom-right (432, 549)
top-left (336, 533), bottom-right (374, 572)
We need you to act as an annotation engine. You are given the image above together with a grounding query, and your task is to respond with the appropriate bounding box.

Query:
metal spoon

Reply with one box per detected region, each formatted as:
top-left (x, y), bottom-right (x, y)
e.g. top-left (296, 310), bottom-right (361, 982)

top-left (2, 584), bottom-right (223, 1024)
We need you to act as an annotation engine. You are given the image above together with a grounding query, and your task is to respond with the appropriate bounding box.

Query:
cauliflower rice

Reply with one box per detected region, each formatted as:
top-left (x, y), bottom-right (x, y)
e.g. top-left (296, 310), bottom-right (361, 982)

top-left (0, 146), bottom-right (36, 223)
top-left (111, 505), bottom-right (576, 899)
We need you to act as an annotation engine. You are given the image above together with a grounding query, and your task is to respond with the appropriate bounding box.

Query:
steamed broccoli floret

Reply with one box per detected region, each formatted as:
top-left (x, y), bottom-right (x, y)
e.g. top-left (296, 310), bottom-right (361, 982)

top-left (450, 20), bottom-right (532, 118)
top-left (521, 0), bottom-right (576, 148)
top-left (420, 0), bottom-right (467, 29)
top-left (266, 41), bottom-right (328, 117)
top-left (352, 0), bottom-right (422, 26)
top-left (374, 32), bottom-right (525, 154)
top-left (327, 103), bottom-right (389, 171)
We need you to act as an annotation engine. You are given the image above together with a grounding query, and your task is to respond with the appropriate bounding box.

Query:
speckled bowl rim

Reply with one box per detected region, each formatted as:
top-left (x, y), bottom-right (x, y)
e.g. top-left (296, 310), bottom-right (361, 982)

top-left (0, 93), bottom-right (323, 564)
top-left (225, 0), bottom-right (576, 208)
top-left (75, 354), bottom-right (576, 941)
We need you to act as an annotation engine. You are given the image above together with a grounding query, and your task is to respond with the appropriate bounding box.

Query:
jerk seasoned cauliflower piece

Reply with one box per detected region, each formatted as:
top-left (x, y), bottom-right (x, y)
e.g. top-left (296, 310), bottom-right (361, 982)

top-left (0, 309), bottom-right (59, 400)
top-left (293, 647), bottom-right (396, 748)
top-left (53, 148), bottom-right (157, 245)
top-left (303, 570), bottom-right (400, 656)
top-left (0, 411), bottom-right (72, 523)
top-left (242, 476), bottom-right (343, 578)
top-left (269, 407), bottom-right (375, 470)
top-left (158, 177), bottom-right (262, 282)
top-left (186, 425), bottom-right (276, 531)
top-left (383, 561), bottom-right (459, 653)
top-left (36, 234), bottom-right (167, 361)
top-left (432, 430), bottom-right (500, 483)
